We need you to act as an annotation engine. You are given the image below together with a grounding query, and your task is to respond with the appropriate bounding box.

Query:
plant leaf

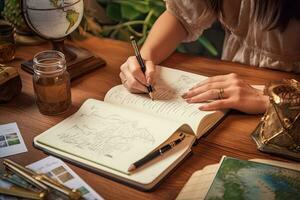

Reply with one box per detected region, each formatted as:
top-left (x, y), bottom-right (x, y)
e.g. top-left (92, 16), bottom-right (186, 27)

top-left (116, 28), bottom-right (130, 41)
top-left (106, 3), bottom-right (122, 21)
top-left (177, 44), bottom-right (187, 53)
top-left (149, 1), bottom-right (165, 17)
top-left (121, 4), bottom-right (141, 20)
top-left (113, 0), bottom-right (150, 13)
top-left (198, 36), bottom-right (218, 56)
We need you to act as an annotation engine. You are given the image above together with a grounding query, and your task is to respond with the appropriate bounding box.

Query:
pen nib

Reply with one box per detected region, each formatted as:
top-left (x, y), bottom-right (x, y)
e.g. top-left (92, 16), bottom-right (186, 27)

top-left (149, 92), bottom-right (154, 101)
top-left (128, 164), bottom-right (136, 172)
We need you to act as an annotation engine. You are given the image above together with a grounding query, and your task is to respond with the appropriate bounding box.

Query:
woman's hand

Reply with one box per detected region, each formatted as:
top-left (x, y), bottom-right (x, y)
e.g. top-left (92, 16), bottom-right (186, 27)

top-left (182, 73), bottom-right (269, 114)
top-left (119, 56), bottom-right (156, 93)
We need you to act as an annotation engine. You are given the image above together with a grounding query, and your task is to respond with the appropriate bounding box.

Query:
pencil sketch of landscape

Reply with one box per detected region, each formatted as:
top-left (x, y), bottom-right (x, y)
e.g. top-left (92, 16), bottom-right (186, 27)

top-left (108, 74), bottom-right (198, 102)
top-left (105, 73), bottom-right (204, 123)
top-left (57, 106), bottom-right (155, 159)
top-left (153, 75), bottom-right (198, 100)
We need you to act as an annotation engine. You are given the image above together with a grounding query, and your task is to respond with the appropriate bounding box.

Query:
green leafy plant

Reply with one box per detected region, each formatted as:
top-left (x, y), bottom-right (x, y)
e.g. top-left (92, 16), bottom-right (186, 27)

top-left (1, 0), bottom-right (28, 32)
top-left (97, 0), bottom-right (164, 45)
top-left (97, 0), bottom-right (219, 56)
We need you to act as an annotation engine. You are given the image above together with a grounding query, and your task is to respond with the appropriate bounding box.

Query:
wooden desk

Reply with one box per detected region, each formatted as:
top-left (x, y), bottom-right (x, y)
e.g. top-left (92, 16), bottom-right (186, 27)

top-left (1, 37), bottom-right (299, 199)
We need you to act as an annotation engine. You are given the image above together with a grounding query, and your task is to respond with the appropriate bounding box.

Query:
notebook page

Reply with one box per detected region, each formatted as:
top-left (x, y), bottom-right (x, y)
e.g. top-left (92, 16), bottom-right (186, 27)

top-left (105, 67), bottom-right (214, 134)
top-left (35, 99), bottom-right (183, 174)
top-left (176, 164), bottom-right (219, 200)
top-left (34, 133), bottom-right (195, 186)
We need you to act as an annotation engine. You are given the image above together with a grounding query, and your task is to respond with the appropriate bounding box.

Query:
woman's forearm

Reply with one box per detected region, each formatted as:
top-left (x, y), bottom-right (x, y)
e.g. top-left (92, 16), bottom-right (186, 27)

top-left (141, 11), bottom-right (187, 64)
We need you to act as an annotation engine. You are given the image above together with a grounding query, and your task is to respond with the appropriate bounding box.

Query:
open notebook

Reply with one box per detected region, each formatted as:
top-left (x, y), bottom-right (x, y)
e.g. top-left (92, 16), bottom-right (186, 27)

top-left (34, 66), bottom-right (226, 191)
top-left (176, 157), bottom-right (300, 200)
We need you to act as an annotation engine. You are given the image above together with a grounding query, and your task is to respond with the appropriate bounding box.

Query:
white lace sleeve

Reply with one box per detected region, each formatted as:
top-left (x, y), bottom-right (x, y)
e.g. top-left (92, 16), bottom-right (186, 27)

top-left (165, 0), bottom-right (217, 42)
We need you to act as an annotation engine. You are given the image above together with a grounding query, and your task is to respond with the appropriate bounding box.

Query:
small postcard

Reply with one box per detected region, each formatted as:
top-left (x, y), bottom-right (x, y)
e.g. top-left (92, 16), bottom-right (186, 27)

top-left (27, 156), bottom-right (104, 200)
top-left (0, 123), bottom-right (27, 158)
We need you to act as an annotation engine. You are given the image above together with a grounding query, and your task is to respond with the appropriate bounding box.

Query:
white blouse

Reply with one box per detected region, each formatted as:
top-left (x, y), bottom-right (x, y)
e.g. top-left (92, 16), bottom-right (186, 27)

top-left (166, 0), bottom-right (300, 73)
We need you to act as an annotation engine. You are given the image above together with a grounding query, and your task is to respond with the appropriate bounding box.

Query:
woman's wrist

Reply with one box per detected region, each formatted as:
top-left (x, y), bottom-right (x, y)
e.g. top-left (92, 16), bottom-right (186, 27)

top-left (140, 47), bottom-right (157, 64)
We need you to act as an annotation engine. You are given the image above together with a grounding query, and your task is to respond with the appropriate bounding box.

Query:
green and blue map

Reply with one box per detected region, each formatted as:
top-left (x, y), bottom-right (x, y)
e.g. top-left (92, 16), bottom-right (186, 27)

top-left (205, 157), bottom-right (300, 200)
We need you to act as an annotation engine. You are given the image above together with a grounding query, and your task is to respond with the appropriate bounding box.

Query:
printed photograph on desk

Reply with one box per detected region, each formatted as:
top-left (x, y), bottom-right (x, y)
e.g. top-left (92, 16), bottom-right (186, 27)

top-left (0, 123), bottom-right (27, 157)
top-left (27, 156), bottom-right (103, 200)
top-left (205, 157), bottom-right (300, 200)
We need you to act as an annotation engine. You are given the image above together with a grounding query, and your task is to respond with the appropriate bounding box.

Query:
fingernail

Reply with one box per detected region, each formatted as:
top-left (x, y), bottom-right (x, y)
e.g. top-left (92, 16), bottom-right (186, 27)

top-left (181, 92), bottom-right (188, 98)
top-left (186, 98), bottom-right (192, 103)
top-left (199, 105), bottom-right (205, 110)
top-left (143, 86), bottom-right (149, 93)
top-left (147, 77), bottom-right (152, 85)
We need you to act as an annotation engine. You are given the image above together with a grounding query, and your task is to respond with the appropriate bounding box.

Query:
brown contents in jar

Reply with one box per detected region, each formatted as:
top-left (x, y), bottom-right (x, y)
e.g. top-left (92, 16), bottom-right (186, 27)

top-left (0, 42), bottom-right (15, 62)
top-left (33, 73), bottom-right (71, 115)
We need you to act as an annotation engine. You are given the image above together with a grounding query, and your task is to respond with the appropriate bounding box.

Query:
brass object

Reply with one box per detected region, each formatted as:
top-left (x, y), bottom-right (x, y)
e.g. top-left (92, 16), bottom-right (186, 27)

top-left (2, 159), bottom-right (82, 200)
top-left (252, 79), bottom-right (300, 161)
top-left (0, 186), bottom-right (45, 200)
top-left (3, 159), bottom-right (49, 192)
top-left (36, 174), bottom-right (81, 200)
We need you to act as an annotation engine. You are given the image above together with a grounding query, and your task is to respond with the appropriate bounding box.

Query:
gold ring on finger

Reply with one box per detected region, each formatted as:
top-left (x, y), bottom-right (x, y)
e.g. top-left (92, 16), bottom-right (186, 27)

top-left (218, 88), bottom-right (224, 99)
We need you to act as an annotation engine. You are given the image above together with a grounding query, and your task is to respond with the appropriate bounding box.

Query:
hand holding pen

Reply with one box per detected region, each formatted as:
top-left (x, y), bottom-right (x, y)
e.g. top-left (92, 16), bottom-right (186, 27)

top-left (119, 36), bottom-right (155, 100)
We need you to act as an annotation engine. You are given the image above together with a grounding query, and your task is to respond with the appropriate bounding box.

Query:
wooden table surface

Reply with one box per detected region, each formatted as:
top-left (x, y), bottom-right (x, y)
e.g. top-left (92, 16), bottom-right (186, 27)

top-left (1, 36), bottom-right (300, 200)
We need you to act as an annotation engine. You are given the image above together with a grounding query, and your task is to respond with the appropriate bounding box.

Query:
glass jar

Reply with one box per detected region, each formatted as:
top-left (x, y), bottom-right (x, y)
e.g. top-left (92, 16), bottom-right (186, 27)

top-left (0, 21), bottom-right (15, 62)
top-left (33, 50), bottom-right (71, 115)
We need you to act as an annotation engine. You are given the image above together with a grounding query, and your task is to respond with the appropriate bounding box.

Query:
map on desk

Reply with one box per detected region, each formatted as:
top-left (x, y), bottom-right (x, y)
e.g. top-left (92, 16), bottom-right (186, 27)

top-left (205, 157), bottom-right (300, 200)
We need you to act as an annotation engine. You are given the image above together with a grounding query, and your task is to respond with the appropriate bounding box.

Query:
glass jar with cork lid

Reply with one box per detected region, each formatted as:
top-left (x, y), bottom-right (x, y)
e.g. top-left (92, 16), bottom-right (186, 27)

top-left (33, 50), bottom-right (71, 115)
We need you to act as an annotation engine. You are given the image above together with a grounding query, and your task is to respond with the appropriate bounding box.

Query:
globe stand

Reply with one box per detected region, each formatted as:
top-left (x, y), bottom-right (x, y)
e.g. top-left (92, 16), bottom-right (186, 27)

top-left (21, 39), bottom-right (106, 80)
top-left (52, 40), bottom-right (77, 62)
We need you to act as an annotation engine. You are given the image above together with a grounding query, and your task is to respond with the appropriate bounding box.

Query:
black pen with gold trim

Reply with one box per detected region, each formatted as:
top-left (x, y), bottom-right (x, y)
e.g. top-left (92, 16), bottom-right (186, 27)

top-left (128, 133), bottom-right (185, 172)
top-left (130, 36), bottom-right (154, 100)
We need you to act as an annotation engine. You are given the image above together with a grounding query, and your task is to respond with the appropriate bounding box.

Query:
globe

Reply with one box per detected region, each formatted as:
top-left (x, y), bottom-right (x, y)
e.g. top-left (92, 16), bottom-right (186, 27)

top-left (21, 0), bottom-right (105, 80)
top-left (22, 0), bottom-right (84, 40)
